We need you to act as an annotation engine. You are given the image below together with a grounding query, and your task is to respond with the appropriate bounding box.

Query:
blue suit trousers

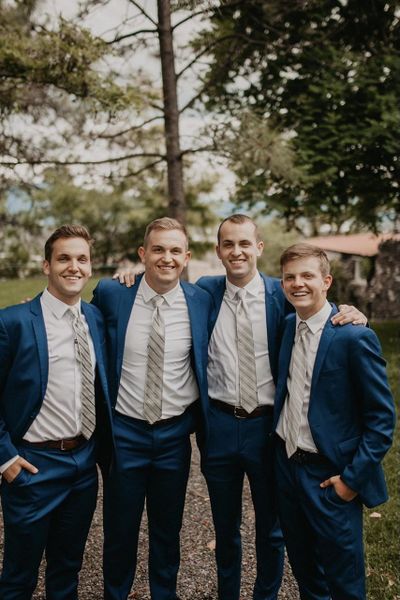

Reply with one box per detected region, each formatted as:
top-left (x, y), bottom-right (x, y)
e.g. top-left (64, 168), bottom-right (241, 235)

top-left (275, 438), bottom-right (365, 600)
top-left (0, 440), bottom-right (98, 600)
top-left (201, 403), bottom-right (284, 600)
top-left (103, 409), bottom-right (194, 600)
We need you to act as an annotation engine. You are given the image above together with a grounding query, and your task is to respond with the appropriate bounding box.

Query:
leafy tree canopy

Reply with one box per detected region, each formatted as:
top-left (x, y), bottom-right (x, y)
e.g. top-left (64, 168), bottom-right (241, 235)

top-left (195, 0), bottom-right (400, 233)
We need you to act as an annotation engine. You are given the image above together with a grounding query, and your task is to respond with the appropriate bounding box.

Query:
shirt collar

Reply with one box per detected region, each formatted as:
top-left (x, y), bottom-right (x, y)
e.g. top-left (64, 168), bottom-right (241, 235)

top-left (41, 288), bottom-right (81, 320)
top-left (141, 276), bottom-right (180, 307)
top-left (225, 272), bottom-right (262, 300)
top-left (296, 300), bottom-right (332, 334)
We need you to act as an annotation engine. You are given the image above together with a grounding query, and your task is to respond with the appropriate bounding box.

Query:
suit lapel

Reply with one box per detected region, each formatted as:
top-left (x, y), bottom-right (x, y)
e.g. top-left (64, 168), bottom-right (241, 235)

top-left (211, 279), bottom-right (226, 334)
top-left (116, 276), bottom-right (141, 380)
top-left (273, 316), bottom-right (296, 427)
top-left (181, 281), bottom-right (204, 384)
top-left (30, 295), bottom-right (48, 400)
top-left (263, 275), bottom-right (281, 360)
top-left (310, 307), bottom-right (338, 396)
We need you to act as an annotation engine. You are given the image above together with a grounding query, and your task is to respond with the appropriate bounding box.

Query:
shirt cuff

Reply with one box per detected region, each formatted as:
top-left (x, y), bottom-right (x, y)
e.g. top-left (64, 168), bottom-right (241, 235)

top-left (0, 455), bottom-right (20, 474)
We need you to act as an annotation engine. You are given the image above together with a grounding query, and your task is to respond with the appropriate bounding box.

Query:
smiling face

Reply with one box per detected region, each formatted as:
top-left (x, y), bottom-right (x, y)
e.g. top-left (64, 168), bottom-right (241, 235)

top-left (216, 219), bottom-right (264, 287)
top-left (281, 256), bottom-right (333, 320)
top-left (43, 237), bottom-right (92, 305)
top-left (138, 228), bottom-right (191, 294)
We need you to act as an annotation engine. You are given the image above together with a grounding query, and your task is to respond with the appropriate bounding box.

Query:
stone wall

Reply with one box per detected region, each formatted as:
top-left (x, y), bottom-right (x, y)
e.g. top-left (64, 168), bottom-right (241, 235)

top-left (368, 239), bottom-right (400, 319)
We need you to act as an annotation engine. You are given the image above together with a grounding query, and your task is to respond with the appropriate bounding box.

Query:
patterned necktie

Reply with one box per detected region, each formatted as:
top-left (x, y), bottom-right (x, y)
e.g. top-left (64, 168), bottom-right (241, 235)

top-left (143, 295), bottom-right (165, 424)
top-left (235, 288), bottom-right (259, 413)
top-left (69, 307), bottom-right (96, 439)
top-left (285, 321), bottom-right (309, 457)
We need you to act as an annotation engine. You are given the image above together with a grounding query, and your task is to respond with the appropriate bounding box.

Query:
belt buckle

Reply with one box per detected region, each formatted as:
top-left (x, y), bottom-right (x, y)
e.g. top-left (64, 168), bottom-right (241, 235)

top-left (234, 406), bottom-right (246, 419)
top-left (292, 449), bottom-right (305, 464)
top-left (60, 439), bottom-right (67, 451)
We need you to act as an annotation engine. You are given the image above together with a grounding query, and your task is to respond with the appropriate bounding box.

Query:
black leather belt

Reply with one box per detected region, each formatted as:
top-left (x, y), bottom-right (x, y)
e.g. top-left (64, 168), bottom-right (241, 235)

top-left (276, 436), bottom-right (329, 466)
top-left (21, 434), bottom-right (87, 452)
top-left (212, 399), bottom-right (273, 419)
top-left (149, 414), bottom-right (185, 428)
top-left (290, 448), bottom-right (329, 466)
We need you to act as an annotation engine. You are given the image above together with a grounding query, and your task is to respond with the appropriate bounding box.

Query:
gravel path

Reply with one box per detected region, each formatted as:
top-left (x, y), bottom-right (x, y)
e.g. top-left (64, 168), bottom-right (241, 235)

top-left (1, 440), bottom-right (299, 599)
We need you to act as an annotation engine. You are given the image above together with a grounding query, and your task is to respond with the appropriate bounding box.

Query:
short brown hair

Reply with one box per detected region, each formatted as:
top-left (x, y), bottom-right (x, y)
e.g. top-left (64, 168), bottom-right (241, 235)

top-left (280, 243), bottom-right (331, 277)
top-left (217, 214), bottom-right (261, 244)
top-left (143, 217), bottom-right (188, 248)
top-left (44, 225), bottom-right (94, 262)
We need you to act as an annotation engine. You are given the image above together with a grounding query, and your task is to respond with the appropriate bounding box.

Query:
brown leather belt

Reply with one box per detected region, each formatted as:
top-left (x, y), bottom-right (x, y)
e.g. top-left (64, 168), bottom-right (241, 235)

top-left (22, 434), bottom-right (87, 452)
top-left (212, 399), bottom-right (273, 419)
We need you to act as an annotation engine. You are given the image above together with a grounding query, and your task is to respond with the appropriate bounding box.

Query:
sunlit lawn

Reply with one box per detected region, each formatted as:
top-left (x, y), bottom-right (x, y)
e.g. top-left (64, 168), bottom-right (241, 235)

top-left (0, 278), bottom-right (398, 599)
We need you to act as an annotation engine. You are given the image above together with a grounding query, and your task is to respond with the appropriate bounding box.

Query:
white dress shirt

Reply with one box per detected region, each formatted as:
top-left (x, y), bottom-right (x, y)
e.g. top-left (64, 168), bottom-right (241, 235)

top-left (0, 288), bottom-right (96, 473)
top-left (116, 276), bottom-right (199, 420)
top-left (276, 300), bottom-right (332, 452)
top-left (207, 273), bottom-right (275, 406)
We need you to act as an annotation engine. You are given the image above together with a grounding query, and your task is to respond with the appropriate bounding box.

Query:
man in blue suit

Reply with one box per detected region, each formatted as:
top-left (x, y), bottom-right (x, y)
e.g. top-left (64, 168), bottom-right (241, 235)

top-left (196, 215), bottom-right (367, 600)
top-left (0, 225), bottom-right (114, 600)
top-left (92, 217), bottom-right (212, 600)
top-left (274, 243), bottom-right (395, 600)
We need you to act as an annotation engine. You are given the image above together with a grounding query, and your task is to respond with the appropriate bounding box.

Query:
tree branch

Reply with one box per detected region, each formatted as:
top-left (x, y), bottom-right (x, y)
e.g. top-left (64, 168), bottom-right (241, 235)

top-left (106, 28), bottom-right (158, 44)
top-left (125, 157), bottom-right (165, 177)
top-left (176, 34), bottom-right (240, 79)
top-left (97, 115), bottom-right (164, 139)
top-left (1, 152), bottom-right (165, 167)
top-left (172, 8), bottom-right (214, 30)
top-left (180, 145), bottom-right (215, 156)
top-left (127, 0), bottom-right (158, 27)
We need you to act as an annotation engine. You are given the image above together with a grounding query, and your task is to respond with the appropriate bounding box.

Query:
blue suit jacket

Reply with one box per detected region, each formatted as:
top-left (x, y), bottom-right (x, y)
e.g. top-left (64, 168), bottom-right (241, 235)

top-left (0, 294), bottom-right (114, 474)
top-left (92, 276), bottom-right (212, 436)
top-left (196, 273), bottom-right (292, 385)
top-left (273, 306), bottom-right (395, 508)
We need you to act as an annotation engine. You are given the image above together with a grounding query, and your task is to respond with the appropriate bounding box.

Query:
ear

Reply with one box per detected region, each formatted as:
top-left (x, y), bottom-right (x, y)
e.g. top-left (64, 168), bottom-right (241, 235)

top-left (256, 240), bottom-right (264, 257)
top-left (323, 274), bottom-right (333, 291)
top-left (216, 244), bottom-right (221, 259)
top-left (184, 250), bottom-right (191, 267)
top-left (138, 246), bottom-right (146, 264)
top-left (43, 260), bottom-right (50, 276)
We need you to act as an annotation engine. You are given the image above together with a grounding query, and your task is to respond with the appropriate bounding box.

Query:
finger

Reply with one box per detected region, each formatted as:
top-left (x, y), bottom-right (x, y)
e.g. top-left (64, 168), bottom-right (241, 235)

top-left (320, 478), bottom-right (333, 488)
top-left (330, 314), bottom-right (347, 325)
top-left (19, 458), bottom-right (39, 474)
top-left (111, 273), bottom-right (118, 280)
top-left (337, 304), bottom-right (350, 313)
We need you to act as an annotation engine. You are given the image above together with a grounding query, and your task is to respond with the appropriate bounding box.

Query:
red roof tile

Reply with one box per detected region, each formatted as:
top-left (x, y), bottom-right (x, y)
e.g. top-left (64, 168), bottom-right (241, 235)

top-left (306, 233), bottom-right (400, 257)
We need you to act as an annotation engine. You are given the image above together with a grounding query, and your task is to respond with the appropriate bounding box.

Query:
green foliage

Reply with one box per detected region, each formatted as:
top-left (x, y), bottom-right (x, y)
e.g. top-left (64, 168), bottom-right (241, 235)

top-left (195, 0), bottom-right (400, 232)
top-left (365, 321), bottom-right (399, 599)
top-left (27, 167), bottom-right (217, 265)
top-left (0, 1), bottom-right (133, 116)
top-left (257, 219), bottom-right (300, 277)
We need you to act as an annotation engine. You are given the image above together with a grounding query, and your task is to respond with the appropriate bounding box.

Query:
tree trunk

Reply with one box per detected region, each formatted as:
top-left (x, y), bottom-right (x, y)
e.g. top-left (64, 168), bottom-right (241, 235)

top-left (157, 0), bottom-right (186, 224)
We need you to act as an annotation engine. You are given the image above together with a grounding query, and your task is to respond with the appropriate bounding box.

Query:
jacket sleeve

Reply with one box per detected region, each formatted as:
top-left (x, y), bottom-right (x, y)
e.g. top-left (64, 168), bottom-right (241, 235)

top-left (0, 317), bottom-right (19, 463)
top-left (340, 328), bottom-right (395, 493)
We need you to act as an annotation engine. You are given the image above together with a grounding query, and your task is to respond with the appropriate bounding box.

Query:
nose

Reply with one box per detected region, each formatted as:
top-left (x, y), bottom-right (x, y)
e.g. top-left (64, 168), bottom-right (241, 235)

top-left (293, 275), bottom-right (304, 287)
top-left (161, 251), bottom-right (173, 262)
top-left (231, 244), bottom-right (242, 256)
top-left (68, 259), bottom-right (79, 272)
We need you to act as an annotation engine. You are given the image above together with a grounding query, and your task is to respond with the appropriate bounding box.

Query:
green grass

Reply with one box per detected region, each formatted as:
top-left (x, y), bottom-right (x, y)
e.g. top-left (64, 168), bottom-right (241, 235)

top-left (365, 321), bottom-right (399, 600)
top-left (0, 278), bottom-right (398, 599)
top-left (0, 275), bottom-right (102, 307)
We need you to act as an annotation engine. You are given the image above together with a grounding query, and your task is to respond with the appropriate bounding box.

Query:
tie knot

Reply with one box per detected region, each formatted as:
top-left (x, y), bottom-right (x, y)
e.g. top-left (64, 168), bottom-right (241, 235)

top-left (68, 306), bottom-right (80, 321)
top-left (152, 295), bottom-right (164, 309)
top-left (297, 321), bottom-right (308, 334)
top-left (236, 288), bottom-right (247, 302)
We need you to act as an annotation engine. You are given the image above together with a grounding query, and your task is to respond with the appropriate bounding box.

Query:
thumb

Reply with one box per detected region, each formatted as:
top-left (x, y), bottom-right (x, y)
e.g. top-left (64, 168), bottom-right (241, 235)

top-left (19, 458), bottom-right (39, 474)
top-left (320, 478), bottom-right (333, 488)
